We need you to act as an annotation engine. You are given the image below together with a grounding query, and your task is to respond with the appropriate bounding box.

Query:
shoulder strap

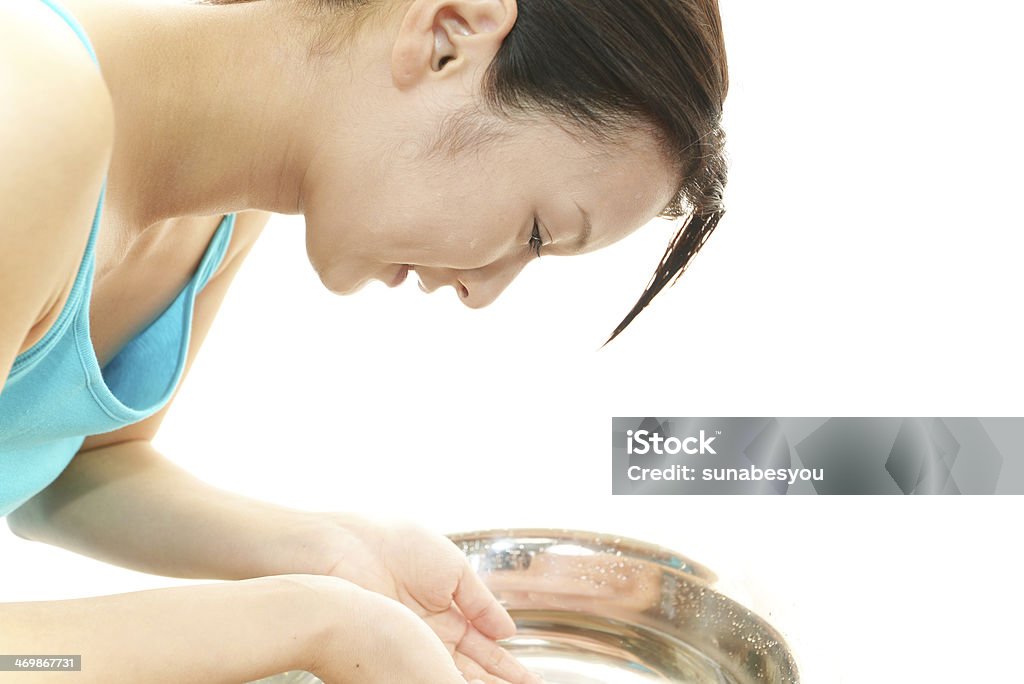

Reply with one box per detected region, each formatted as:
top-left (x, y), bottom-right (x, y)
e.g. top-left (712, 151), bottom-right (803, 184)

top-left (36, 0), bottom-right (100, 68)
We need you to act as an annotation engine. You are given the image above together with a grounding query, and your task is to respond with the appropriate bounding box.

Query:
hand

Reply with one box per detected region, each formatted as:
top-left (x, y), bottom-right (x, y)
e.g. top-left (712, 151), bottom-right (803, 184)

top-left (302, 574), bottom-right (489, 684)
top-left (313, 514), bottom-right (542, 684)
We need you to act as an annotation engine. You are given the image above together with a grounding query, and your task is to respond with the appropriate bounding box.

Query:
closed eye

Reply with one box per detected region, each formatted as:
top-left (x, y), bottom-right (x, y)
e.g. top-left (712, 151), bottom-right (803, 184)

top-left (530, 219), bottom-right (545, 258)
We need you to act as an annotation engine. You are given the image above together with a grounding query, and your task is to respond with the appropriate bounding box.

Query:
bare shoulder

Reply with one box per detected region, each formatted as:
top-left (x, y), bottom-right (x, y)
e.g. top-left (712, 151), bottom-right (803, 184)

top-left (0, 0), bottom-right (113, 109)
top-left (0, 1), bottom-right (115, 388)
top-left (0, 0), bottom-right (116, 216)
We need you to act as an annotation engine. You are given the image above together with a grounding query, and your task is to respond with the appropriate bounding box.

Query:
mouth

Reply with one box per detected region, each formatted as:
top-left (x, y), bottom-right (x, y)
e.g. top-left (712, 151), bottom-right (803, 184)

top-left (389, 264), bottom-right (412, 288)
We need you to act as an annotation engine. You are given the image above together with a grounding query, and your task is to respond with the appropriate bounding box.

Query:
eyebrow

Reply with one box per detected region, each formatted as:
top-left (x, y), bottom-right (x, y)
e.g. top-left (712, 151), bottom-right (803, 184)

top-left (572, 200), bottom-right (594, 254)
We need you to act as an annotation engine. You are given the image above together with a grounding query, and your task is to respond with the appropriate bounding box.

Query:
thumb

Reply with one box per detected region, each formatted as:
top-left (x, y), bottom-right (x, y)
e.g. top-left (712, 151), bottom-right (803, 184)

top-left (454, 564), bottom-right (517, 639)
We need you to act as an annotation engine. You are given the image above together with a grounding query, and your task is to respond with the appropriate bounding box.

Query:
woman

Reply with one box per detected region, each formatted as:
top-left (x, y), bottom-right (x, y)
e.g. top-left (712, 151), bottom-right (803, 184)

top-left (0, 0), bottom-right (728, 681)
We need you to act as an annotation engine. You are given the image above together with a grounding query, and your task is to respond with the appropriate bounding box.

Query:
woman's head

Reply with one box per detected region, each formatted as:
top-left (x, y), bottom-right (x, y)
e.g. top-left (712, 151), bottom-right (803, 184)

top-left (204, 0), bottom-right (728, 344)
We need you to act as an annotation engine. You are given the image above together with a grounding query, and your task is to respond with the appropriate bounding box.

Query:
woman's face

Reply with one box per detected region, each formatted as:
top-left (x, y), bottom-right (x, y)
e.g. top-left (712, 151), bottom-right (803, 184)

top-left (303, 115), bottom-right (678, 308)
top-left (298, 0), bottom-right (678, 308)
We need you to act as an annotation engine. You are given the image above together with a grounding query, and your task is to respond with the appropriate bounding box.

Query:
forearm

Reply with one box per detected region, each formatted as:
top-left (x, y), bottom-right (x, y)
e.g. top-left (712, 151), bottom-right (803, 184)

top-left (6, 440), bottom-right (344, 580)
top-left (0, 575), bottom-right (329, 684)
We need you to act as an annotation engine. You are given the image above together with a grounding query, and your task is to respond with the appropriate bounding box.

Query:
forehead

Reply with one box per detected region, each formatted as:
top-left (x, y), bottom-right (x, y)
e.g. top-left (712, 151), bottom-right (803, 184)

top-left (508, 119), bottom-right (679, 254)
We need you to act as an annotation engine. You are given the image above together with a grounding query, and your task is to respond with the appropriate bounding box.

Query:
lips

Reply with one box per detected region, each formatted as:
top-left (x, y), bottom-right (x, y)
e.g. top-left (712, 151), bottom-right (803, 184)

top-left (389, 264), bottom-right (411, 288)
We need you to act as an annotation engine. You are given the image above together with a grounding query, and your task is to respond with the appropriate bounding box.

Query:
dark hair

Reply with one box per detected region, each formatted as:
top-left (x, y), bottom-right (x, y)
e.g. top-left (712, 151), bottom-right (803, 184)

top-left (199, 0), bottom-right (729, 346)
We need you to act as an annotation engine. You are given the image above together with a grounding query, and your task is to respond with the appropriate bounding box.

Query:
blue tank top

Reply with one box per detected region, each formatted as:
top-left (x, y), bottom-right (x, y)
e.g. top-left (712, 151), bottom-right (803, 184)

top-left (0, 0), bottom-right (236, 518)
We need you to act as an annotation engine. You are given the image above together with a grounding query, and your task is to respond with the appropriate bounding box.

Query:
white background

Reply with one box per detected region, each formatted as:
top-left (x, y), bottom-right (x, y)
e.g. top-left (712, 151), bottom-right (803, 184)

top-left (3, 1), bottom-right (1023, 682)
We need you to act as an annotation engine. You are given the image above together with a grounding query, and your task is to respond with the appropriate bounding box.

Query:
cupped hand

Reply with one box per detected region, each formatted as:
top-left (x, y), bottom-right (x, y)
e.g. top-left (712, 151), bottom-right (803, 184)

top-left (303, 574), bottom-right (491, 684)
top-left (317, 514), bottom-right (542, 684)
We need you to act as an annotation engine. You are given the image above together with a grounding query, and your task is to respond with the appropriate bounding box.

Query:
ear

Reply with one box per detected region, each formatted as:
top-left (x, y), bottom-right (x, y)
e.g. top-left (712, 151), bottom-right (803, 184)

top-left (392, 0), bottom-right (517, 90)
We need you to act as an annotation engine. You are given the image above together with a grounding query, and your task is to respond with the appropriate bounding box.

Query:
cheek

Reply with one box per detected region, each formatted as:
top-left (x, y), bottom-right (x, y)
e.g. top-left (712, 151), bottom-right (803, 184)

top-left (430, 204), bottom-right (520, 268)
top-left (392, 184), bottom-right (512, 267)
top-left (308, 144), bottom-right (523, 270)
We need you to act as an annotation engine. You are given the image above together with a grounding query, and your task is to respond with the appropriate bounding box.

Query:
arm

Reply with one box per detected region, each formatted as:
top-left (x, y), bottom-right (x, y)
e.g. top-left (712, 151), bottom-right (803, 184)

top-left (6, 438), bottom-right (339, 581)
top-left (6, 447), bottom-right (539, 683)
top-left (0, 574), bottom-right (330, 684)
top-left (0, 573), bottom-right (478, 684)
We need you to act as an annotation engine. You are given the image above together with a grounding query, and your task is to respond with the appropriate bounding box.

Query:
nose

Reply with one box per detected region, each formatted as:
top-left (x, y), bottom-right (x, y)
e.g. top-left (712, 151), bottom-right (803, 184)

top-left (456, 253), bottom-right (532, 309)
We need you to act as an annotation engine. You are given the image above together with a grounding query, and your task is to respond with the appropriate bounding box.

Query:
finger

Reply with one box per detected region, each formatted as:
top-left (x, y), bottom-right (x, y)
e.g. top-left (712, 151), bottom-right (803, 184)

top-left (454, 564), bottom-right (517, 639)
top-left (422, 607), bottom-right (465, 656)
top-left (457, 624), bottom-right (543, 684)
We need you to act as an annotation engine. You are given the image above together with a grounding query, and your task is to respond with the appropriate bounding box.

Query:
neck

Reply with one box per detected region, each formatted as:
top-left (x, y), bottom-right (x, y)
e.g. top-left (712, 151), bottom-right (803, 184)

top-left (59, 0), bottom-right (348, 240)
